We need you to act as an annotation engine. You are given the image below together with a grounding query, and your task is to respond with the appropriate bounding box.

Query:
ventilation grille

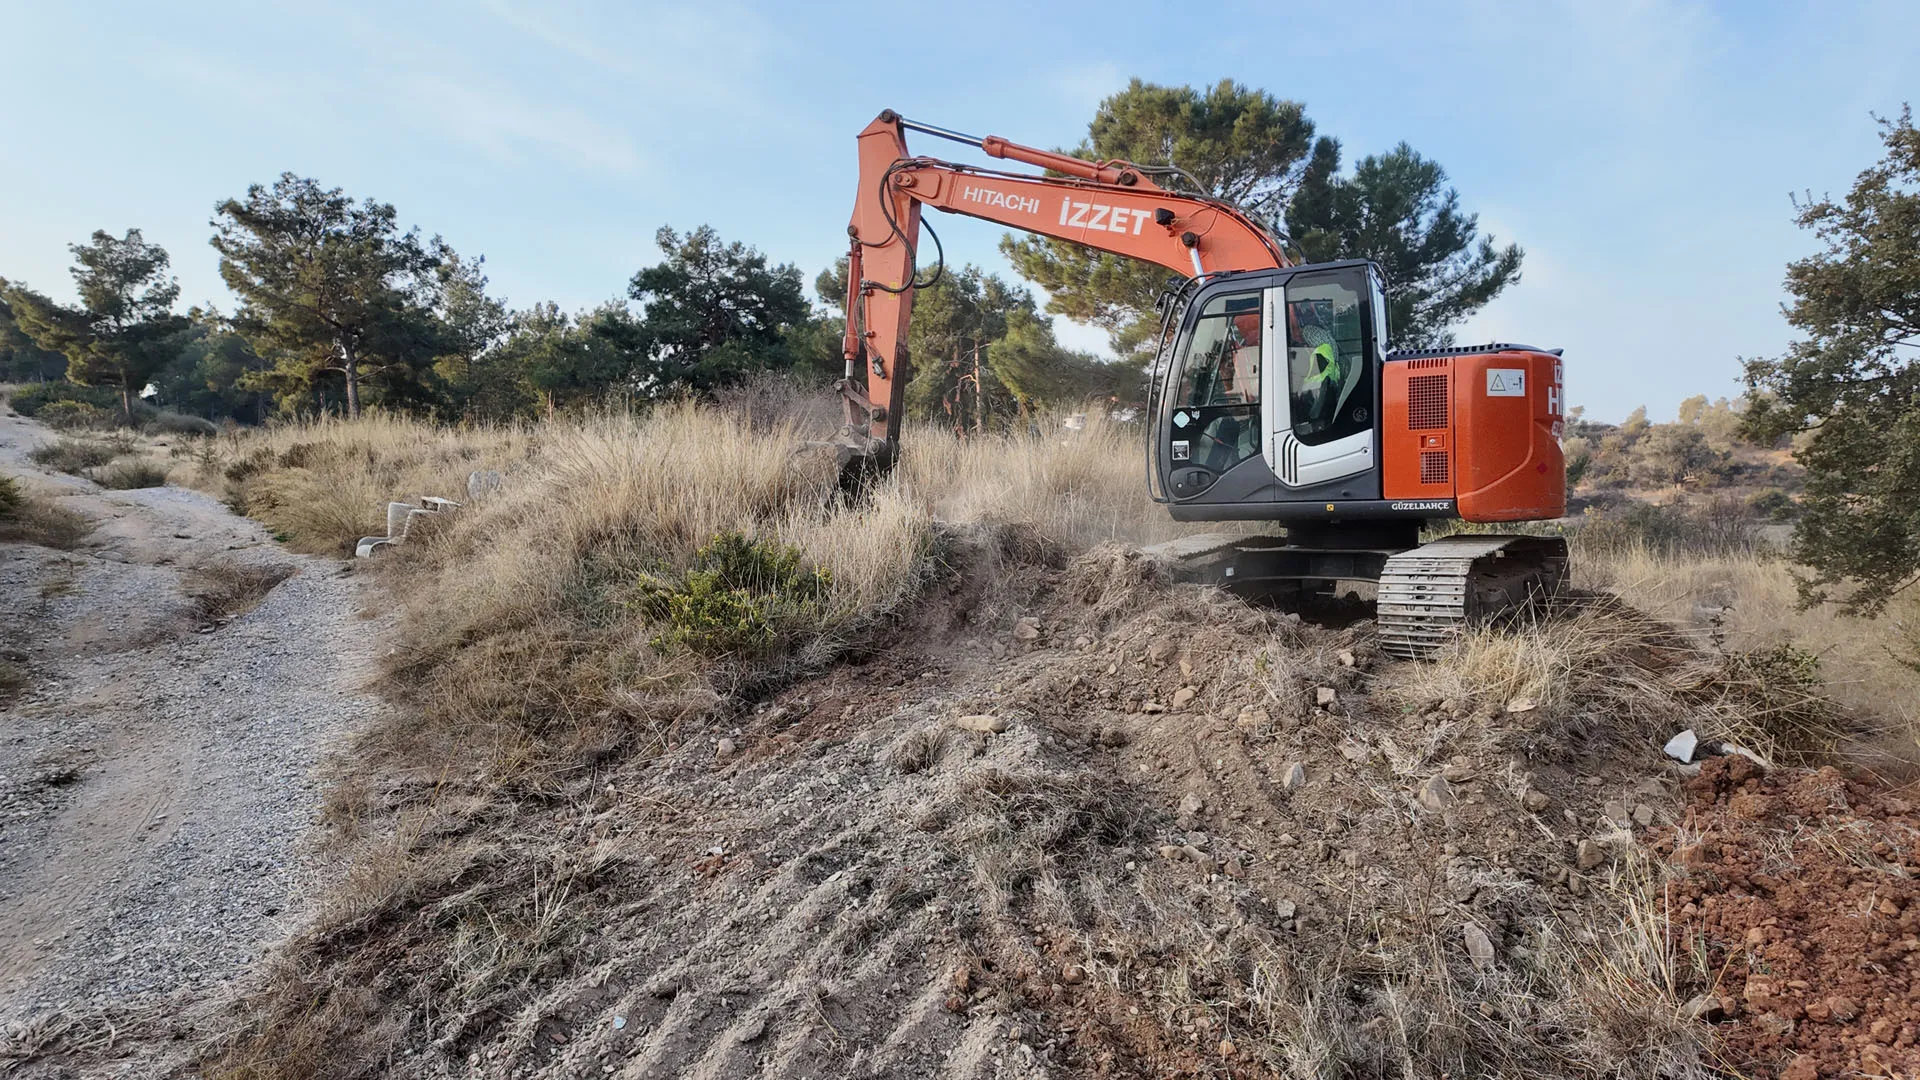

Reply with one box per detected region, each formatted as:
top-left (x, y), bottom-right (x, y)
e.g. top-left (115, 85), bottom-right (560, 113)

top-left (1420, 451), bottom-right (1450, 485)
top-left (1404, 357), bottom-right (1449, 370)
top-left (1408, 374), bottom-right (1449, 430)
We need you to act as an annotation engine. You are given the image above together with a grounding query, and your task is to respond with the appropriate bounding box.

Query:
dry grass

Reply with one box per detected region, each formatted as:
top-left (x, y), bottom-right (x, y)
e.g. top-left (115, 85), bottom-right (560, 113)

top-left (182, 562), bottom-right (295, 624)
top-left (0, 476), bottom-right (94, 550)
top-left (1580, 542), bottom-right (1920, 743)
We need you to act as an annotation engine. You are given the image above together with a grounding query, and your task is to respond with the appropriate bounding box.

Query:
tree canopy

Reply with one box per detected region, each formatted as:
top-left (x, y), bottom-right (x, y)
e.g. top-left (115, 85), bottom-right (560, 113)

top-left (1744, 106), bottom-right (1920, 613)
top-left (211, 174), bottom-right (447, 417)
top-left (1000, 78), bottom-right (1521, 355)
top-left (0, 230), bottom-right (188, 418)
top-left (1286, 141), bottom-right (1523, 346)
top-left (627, 225), bottom-right (810, 395)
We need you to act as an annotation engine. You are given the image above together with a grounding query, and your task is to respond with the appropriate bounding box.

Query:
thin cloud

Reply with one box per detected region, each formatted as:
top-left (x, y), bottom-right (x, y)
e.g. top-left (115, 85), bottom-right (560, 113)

top-left (398, 74), bottom-right (648, 176)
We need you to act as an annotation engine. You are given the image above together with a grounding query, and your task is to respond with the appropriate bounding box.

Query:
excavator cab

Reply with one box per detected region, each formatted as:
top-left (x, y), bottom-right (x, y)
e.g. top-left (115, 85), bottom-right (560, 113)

top-left (1149, 260), bottom-right (1390, 520)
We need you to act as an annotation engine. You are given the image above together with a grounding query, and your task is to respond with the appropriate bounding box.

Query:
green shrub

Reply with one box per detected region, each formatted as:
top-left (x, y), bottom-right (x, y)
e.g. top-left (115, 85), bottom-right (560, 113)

top-left (1746, 488), bottom-right (1799, 522)
top-left (7, 382), bottom-right (120, 417)
top-left (96, 459), bottom-right (169, 489)
top-left (28, 436), bottom-right (124, 474)
top-left (0, 475), bottom-right (20, 517)
top-left (37, 400), bottom-right (110, 431)
top-left (628, 532), bottom-right (833, 657)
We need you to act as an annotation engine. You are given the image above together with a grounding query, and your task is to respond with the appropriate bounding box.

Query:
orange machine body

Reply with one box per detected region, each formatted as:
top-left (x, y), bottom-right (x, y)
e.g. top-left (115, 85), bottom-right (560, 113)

top-left (1380, 348), bottom-right (1566, 521)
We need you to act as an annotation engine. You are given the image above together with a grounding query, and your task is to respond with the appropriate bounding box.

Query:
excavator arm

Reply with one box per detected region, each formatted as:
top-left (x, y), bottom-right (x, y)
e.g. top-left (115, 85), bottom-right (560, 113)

top-left (839, 110), bottom-right (1290, 468)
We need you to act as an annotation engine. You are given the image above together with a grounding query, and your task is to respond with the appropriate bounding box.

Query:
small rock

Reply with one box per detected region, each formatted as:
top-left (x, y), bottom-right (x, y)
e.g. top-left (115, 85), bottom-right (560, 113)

top-left (1179, 658), bottom-right (1193, 678)
top-left (955, 714), bottom-right (1008, 734)
top-left (1141, 701), bottom-right (1167, 714)
top-left (1235, 706), bottom-right (1271, 734)
top-left (1683, 994), bottom-right (1728, 1022)
top-left (613, 1015), bottom-right (627, 1030)
top-left (1218, 1037), bottom-right (1236, 1058)
top-left (1273, 899), bottom-right (1297, 920)
top-left (1825, 994), bottom-right (1859, 1022)
top-left (1222, 857), bottom-right (1245, 878)
top-left (1315, 686), bottom-right (1338, 707)
top-left (1632, 804), bottom-right (1656, 828)
top-left (1012, 618), bottom-right (1040, 641)
top-left (1158, 844), bottom-right (1186, 861)
top-left (737, 1016), bottom-right (767, 1043)
top-left (1663, 729), bottom-right (1699, 763)
top-left (1338, 739), bottom-right (1369, 763)
top-left (1603, 800), bottom-right (1631, 828)
top-left (1780, 1053), bottom-right (1818, 1080)
top-left (1097, 726), bottom-right (1128, 748)
top-left (1522, 790), bottom-right (1552, 813)
top-left (1178, 793), bottom-right (1206, 817)
top-left (1441, 763), bottom-right (1475, 782)
top-left (1061, 964), bottom-right (1085, 985)
top-left (1185, 830), bottom-right (1210, 847)
top-left (1506, 696), bottom-right (1537, 714)
top-left (1073, 635), bottom-right (1092, 648)
top-left (1172, 686), bottom-right (1198, 710)
top-left (951, 966), bottom-right (972, 993)
top-left (1462, 923), bottom-right (1496, 970)
top-left (1337, 649), bottom-right (1356, 668)
top-left (715, 737), bottom-right (737, 761)
top-left (1281, 762), bottom-right (1306, 791)
top-left (1275, 833), bottom-right (1298, 847)
top-left (1576, 839), bottom-right (1607, 871)
top-left (1146, 640), bottom-right (1171, 663)
top-left (1416, 774), bottom-right (1454, 813)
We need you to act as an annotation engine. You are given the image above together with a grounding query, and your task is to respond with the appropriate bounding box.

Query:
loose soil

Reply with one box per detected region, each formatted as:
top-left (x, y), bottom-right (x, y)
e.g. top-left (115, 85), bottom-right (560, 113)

top-left (236, 529), bottom-right (1729, 1079)
top-left (1660, 756), bottom-right (1920, 1079)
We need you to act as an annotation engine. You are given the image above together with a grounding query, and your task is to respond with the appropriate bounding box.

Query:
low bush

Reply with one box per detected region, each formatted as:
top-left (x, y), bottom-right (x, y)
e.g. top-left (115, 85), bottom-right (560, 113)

top-left (0, 476), bottom-right (93, 549)
top-left (95, 459), bottom-right (168, 490)
top-left (36, 400), bottom-right (111, 431)
top-left (145, 411), bottom-right (218, 438)
top-left (629, 532), bottom-right (834, 657)
top-left (28, 436), bottom-right (125, 475)
top-left (1574, 495), bottom-right (1757, 558)
top-left (6, 382), bottom-right (120, 417)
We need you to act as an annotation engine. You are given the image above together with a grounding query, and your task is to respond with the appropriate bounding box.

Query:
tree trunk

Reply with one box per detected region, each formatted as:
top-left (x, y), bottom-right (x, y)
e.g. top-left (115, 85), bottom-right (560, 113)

top-left (341, 341), bottom-right (362, 418)
top-left (120, 381), bottom-right (134, 424)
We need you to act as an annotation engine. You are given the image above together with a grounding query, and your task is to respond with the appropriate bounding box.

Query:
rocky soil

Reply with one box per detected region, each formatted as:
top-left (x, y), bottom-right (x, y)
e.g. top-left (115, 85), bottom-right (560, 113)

top-left (0, 410), bottom-right (390, 1076)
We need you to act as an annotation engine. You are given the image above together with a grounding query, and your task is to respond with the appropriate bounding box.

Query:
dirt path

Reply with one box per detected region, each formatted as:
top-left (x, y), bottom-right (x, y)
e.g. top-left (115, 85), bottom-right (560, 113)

top-left (0, 412), bottom-right (388, 1070)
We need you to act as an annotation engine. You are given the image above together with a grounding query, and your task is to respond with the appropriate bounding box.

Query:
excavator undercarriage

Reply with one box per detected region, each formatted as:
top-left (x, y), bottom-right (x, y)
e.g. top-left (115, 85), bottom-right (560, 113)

top-left (1143, 529), bottom-right (1569, 659)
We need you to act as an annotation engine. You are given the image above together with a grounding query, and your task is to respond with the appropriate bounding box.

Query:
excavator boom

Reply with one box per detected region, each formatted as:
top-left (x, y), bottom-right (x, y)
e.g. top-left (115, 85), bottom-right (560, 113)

top-left (840, 110), bottom-right (1288, 450)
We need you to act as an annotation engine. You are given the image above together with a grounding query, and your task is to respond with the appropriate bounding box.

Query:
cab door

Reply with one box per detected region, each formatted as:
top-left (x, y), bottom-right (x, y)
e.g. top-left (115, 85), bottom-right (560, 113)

top-left (1266, 268), bottom-right (1378, 487)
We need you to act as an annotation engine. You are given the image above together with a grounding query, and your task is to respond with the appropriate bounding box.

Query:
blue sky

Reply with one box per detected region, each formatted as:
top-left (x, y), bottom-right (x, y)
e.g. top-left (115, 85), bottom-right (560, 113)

top-left (2, 1), bottom-right (1913, 422)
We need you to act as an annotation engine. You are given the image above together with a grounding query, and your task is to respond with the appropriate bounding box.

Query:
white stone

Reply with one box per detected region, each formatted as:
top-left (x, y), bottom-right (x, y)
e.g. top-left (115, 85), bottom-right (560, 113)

top-left (1663, 729), bottom-right (1699, 763)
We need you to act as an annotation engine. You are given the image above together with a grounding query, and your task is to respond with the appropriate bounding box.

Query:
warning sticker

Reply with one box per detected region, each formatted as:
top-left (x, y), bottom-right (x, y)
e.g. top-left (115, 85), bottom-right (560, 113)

top-left (1171, 440), bottom-right (1190, 461)
top-left (1486, 369), bottom-right (1526, 397)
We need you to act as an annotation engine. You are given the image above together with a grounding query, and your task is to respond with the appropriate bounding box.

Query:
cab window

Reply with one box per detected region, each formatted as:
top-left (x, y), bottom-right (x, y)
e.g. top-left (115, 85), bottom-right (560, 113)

top-left (1284, 272), bottom-right (1372, 446)
top-left (1169, 291), bottom-right (1262, 474)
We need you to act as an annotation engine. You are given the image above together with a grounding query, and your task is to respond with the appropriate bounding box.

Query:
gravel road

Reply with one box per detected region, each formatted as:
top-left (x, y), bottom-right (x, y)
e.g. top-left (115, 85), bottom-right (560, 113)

top-left (0, 411), bottom-right (388, 1072)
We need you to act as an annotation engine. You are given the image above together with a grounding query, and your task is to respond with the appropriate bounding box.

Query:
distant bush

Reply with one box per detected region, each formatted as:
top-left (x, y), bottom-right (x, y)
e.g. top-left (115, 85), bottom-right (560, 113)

top-left (96, 459), bottom-right (169, 490)
top-left (29, 436), bottom-right (125, 474)
top-left (0, 475), bottom-right (19, 517)
top-left (7, 382), bottom-right (121, 417)
top-left (628, 532), bottom-right (834, 657)
top-left (1746, 488), bottom-right (1799, 522)
top-left (1574, 495), bottom-right (1758, 558)
top-left (36, 400), bottom-right (111, 431)
top-left (144, 411), bottom-right (218, 438)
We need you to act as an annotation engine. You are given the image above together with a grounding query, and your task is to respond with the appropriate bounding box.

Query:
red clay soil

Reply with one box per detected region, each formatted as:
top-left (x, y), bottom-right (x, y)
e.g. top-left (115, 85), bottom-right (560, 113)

top-left (1658, 756), bottom-right (1920, 1079)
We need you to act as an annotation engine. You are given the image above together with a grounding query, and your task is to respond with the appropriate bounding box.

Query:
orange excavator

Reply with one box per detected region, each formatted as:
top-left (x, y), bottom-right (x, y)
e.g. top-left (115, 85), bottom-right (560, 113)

top-left (837, 110), bottom-right (1568, 657)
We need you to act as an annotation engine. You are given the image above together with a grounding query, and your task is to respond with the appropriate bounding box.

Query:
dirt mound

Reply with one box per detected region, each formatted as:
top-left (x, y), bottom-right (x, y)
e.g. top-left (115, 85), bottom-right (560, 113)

top-left (198, 530), bottom-right (1735, 1080)
top-left (1660, 756), bottom-right (1920, 1079)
